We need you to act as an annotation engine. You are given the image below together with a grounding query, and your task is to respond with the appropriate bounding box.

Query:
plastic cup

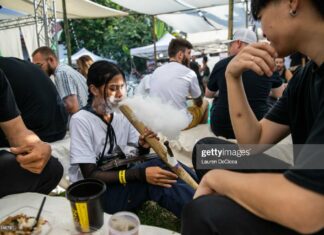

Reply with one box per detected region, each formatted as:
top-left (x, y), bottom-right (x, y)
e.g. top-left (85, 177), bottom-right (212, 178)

top-left (66, 178), bottom-right (106, 233)
top-left (108, 212), bottom-right (140, 235)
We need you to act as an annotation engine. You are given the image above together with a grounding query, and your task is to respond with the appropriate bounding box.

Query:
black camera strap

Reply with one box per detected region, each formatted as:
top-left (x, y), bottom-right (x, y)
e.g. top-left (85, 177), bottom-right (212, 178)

top-left (82, 104), bottom-right (117, 165)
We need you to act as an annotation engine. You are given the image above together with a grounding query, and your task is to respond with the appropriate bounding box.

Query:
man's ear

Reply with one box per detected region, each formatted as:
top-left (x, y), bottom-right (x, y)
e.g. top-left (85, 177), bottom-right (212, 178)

top-left (237, 40), bottom-right (247, 50)
top-left (236, 40), bottom-right (242, 48)
top-left (176, 50), bottom-right (184, 62)
top-left (47, 55), bottom-right (57, 66)
top-left (48, 55), bottom-right (54, 62)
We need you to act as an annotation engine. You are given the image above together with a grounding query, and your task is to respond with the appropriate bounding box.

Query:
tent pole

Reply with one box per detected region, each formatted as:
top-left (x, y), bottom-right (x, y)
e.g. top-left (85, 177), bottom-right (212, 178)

top-left (152, 15), bottom-right (157, 68)
top-left (33, 0), bottom-right (40, 47)
top-left (228, 0), bottom-right (234, 40)
top-left (62, 0), bottom-right (72, 66)
top-left (245, 0), bottom-right (249, 28)
top-left (52, 0), bottom-right (59, 58)
top-left (42, 0), bottom-right (49, 46)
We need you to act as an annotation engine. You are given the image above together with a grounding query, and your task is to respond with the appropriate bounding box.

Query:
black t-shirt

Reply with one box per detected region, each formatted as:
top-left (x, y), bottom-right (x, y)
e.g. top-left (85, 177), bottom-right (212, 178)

top-left (208, 56), bottom-right (282, 139)
top-left (203, 65), bottom-right (210, 77)
top-left (0, 57), bottom-right (68, 146)
top-left (190, 61), bottom-right (203, 86)
top-left (278, 67), bottom-right (288, 83)
top-left (265, 61), bottom-right (324, 194)
top-left (290, 52), bottom-right (309, 67)
top-left (0, 69), bottom-right (20, 122)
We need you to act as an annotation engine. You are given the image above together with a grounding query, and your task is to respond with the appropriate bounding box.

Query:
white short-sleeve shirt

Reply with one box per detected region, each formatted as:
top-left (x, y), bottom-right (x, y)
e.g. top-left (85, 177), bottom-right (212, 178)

top-left (149, 62), bottom-right (201, 122)
top-left (68, 110), bottom-right (139, 183)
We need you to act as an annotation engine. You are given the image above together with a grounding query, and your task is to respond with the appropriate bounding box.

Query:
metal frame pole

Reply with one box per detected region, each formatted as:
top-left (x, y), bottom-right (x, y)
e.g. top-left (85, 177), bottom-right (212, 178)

top-left (42, 0), bottom-right (49, 46)
top-left (245, 0), bottom-right (249, 28)
top-left (62, 0), bottom-right (72, 65)
top-left (152, 15), bottom-right (157, 67)
top-left (52, 0), bottom-right (58, 57)
top-left (33, 0), bottom-right (40, 47)
top-left (228, 0), bottom-right (234, 40)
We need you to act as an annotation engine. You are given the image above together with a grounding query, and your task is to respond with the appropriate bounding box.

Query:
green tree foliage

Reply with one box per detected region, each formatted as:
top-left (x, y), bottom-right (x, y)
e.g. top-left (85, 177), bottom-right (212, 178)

top-left (61, 0), bottom-right (170, 74)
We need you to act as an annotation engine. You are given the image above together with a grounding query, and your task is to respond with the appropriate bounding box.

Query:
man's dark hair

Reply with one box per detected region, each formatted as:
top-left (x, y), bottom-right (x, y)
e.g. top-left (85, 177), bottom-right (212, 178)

top-left (251, 0), bottom-right (324, 20)
top-left (203, 56), bottom-right (208, 63)
top-left (32, 46), bottom-right (58, 60)
top-left (168, 38), bottom-right (193, 58)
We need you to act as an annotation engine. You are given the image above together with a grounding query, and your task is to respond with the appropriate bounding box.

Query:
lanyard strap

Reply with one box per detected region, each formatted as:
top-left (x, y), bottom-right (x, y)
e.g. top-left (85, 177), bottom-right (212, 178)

top-left (81, 104), bottom-right (117, 165)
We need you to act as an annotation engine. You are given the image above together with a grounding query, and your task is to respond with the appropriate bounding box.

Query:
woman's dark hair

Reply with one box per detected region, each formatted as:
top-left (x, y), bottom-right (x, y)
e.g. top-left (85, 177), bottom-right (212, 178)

top-left (251, 0), bottom-right (324, 20)
top-left (87, 61), bottom-right (126, 104)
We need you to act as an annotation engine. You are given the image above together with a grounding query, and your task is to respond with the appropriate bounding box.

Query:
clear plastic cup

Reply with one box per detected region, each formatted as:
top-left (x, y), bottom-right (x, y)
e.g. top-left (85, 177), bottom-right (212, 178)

top-left (108, 211), bottom-right (140, 235)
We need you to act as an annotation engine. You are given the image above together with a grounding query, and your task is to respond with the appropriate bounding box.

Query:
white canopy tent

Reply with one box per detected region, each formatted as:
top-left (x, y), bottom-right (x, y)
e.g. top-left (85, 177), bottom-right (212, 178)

top-left (130, 33), bottom-right (175, 59)
top-left (0, 7), bottom-right (26, 20)
top-left (0, 0), bottom-right (127, 59)
top-left (187, 30), bottom-right (229, 54)
top-left (111, 0), bottom-right (246, 33)
top-left (71, 48), bottom-right (116, 64)
top-left (111, 0), bottom-right (251, 54)
top-left (0, 0), bottom-right (127, 19)
top-left (157, 3), bottom-right (247, 33)
top-left (110, 0), bottom-right (243, 15)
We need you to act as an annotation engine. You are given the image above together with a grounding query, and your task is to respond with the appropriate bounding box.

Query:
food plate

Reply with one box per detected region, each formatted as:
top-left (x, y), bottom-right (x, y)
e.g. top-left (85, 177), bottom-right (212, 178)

top-left (0, 206), bottom-right (53, 235)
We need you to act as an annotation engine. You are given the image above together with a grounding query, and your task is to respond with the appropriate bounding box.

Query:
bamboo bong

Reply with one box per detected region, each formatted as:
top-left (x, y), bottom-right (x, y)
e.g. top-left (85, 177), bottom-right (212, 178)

top-left (119, 104), bottom-right (198, 190)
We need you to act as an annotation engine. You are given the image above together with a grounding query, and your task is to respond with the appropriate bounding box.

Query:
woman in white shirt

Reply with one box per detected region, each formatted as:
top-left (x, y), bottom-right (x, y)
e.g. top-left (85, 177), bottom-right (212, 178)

top-left (69, 61), bottom-right (196, 218)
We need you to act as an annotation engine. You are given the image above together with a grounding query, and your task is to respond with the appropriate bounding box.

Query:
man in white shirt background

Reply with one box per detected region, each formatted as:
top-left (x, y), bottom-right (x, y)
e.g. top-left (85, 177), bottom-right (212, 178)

top-left (149, 38), bottom-right (208, 129)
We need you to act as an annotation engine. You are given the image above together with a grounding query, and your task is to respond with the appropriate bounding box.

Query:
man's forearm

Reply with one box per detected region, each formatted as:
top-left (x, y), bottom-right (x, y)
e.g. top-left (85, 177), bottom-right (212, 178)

top-left (226, 76), bottom-right (261, 143)
top-left (0, 116), bottom-right (40, 147)
top-left (11, 129), bottom-right (40, 147)
top-left (205, 87), bottom-right (216, 98)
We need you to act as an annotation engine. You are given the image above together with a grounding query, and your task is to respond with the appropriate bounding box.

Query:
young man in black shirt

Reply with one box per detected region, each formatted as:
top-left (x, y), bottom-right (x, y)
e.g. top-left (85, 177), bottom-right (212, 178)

top-left (182, 0), bottom-right (324, 234)
top-left (0, 69), bottom-right (63, 197)
top-left (0, 57), bottom-right (68, 147)
top-left (206, 28), bottom-right (283, 139)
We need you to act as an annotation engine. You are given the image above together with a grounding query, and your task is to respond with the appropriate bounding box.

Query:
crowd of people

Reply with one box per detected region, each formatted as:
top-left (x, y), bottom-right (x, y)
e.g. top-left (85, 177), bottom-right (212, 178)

top-left (0, 0), bottom-right (323, 234)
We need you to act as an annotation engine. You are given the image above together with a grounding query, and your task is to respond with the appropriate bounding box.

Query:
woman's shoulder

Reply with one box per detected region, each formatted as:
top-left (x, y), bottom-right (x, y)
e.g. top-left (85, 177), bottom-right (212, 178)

top-left (72, 109), bottom-right (91, 118)
top-left (70, 109), bottom-right (99, 125)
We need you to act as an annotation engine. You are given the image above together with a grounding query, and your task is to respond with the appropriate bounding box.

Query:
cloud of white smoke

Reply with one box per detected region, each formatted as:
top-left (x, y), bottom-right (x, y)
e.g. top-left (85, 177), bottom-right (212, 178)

top-left (120, 95), bottom-right (189, 140)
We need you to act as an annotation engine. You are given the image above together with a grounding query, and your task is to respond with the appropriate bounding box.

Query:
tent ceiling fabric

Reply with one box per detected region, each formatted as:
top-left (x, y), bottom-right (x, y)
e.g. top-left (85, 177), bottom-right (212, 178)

top-left (111, 0), bottom-right (243, 15)
top-left (130, 33), bottom-right (175, 59)
top-left (157, 12), bottom-right (224, 33)
top-left (110, 0), bottom-right (248, 38)
top-left (157, 3), bottom-right (246, 33)
top-left (187, 30), bottom-right (228, 54)
top-left (0, 0), bottom-right (127, 19)
top-left (0, 7), bottom-right (26, 20)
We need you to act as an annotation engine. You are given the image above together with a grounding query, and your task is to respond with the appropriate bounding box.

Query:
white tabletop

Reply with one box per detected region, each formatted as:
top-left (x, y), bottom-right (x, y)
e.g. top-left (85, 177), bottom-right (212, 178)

top-left (0, 193), bottom-right (179, 235)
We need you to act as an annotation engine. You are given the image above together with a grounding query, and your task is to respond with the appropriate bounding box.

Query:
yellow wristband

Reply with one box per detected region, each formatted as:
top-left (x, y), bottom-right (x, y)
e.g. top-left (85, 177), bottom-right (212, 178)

top-left (119, 170), bottom-right (126, 184)
top-left (122, 170), bottom-right (126, 184)
top-left (118, 170), bottom-right (123, 184)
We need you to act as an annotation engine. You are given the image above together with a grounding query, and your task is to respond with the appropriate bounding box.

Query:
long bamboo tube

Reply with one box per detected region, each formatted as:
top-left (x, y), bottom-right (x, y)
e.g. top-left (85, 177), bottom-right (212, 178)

top-left (119, 104), bottom-right (198, 190)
